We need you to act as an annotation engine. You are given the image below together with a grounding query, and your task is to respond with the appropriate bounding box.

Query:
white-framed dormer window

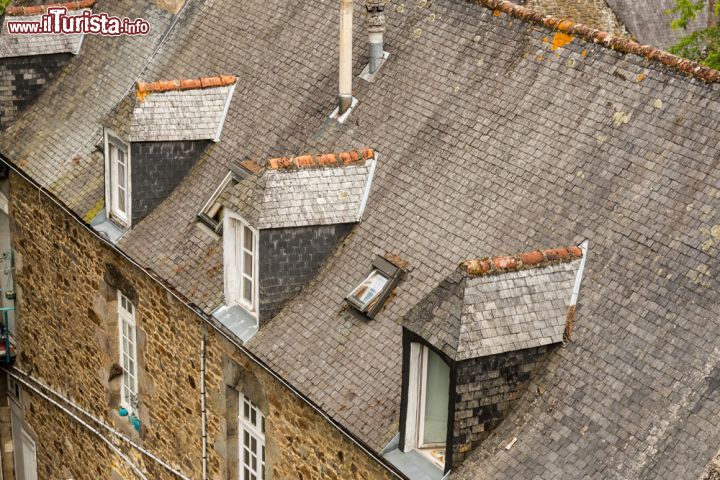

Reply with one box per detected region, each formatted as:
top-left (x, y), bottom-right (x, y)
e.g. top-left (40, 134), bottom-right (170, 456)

top-left (239, 393), bottom-right (265, 480)
top-left (223, 211), bottom-right (259, 316)
top-left (118, 291), bottom-right (138, 412)
top-left (104, 131), bottom-right (131, 226)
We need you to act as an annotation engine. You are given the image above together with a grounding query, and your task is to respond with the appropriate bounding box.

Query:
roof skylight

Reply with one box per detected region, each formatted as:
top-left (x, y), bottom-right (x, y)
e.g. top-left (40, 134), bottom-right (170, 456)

top-left (346, 256), bottom-right (403, 318)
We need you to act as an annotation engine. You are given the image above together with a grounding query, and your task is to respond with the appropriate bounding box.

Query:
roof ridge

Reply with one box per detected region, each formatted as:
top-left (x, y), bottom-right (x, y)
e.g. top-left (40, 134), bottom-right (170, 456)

top-left (462, 246), bottom-right (582, 277)
top-left (473, 0), bottom-right (720, 83)
top-left (266, 148), bottom-right (375, 171)
top-left (5, 0), bottom-right (95, 16)
top-left (136, 75), bottom-right (237, 98)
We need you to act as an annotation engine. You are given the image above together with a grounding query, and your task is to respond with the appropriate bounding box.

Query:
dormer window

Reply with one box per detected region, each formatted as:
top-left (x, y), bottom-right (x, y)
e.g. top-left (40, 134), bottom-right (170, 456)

top-left (224, 212), bottom-right (259, 316)
top-left (346, 256), bottom-right (401, 318)
top-left (104, 132), bottom-right (130, 226)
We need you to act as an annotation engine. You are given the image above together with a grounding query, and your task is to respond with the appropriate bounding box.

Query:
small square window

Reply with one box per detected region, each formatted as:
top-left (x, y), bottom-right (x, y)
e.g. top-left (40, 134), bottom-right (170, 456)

top-left (346, 256), bottom-right (402, 318)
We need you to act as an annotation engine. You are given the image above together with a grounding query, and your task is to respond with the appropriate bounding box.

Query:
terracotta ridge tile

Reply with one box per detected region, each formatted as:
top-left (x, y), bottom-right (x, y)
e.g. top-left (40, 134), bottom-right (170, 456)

top-left (474, 0), bottom-right (720, 83)
top-left (136, 75), bottom-right (237, 97)
top-left (265, 148), bottom-right (375, 171)
top-left (5, 0), bottom-right (95, 16)
top-left (461, 245), bottom-right (582, 277)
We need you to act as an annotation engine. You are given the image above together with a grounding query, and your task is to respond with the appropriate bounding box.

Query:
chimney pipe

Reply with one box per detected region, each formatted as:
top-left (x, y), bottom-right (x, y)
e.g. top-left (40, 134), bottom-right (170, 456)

top-left (339, 0), bottom-right (353, 115)
top-left (367, 0), bottom-right (386, 74)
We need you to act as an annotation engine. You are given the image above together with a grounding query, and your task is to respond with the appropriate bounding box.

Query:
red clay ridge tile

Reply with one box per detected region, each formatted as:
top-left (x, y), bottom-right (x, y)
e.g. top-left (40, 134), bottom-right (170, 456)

top-left (265, 149), bottom-right (375, 171)
top-left (136, 75), bottom-right (237, 96)
top-left (462, 245), bottom-right (583, 277)
top-left (475, 0), bottom-right (720, 83)
top-left (239, 159), bottom-right (261, 174)
top-left (6, 0), bottom-right (94, 16)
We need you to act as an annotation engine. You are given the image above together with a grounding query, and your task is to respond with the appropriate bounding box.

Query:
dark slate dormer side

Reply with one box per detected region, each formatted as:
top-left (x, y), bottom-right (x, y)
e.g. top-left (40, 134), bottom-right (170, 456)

top-left (129, 140), bottom-right (210, 225)
top-left (0, 53), bottom-right (70, 130)
top-left (257, 223), bottom-right (352, 326)
top-left (452, 344), bottom-right (556, 467)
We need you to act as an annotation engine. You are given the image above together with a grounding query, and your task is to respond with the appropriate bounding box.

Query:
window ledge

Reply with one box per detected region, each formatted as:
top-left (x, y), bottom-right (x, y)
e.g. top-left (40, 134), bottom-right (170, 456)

top-left (212, 304), bottom-right (258, 342)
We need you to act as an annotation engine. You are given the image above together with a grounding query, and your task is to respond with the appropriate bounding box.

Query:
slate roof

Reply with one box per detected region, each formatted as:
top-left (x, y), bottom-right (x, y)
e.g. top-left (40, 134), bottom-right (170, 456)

top-left (605, 0), bottom-right (709, 49)
top-left (514, 0), bottom-right (627, 36)
top-left (1, 0), bottom-right (720, 478)
top-left (130, 76), bottom-right (237, 142)
top-left (221, 150), bottom-right (376, 229)
top-left (0, 8), bottom-right (89, 58)
top-left (404, 247), bottom-right (583, 360)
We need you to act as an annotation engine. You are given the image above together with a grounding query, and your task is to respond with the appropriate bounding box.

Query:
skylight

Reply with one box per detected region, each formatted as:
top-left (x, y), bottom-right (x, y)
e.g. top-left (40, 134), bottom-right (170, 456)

top-left (346, 256), bottom-right (403, 318)
top-left (197, 172), bottom-right (238, 234)
top-left (347, 270), bottom-right (390, 311)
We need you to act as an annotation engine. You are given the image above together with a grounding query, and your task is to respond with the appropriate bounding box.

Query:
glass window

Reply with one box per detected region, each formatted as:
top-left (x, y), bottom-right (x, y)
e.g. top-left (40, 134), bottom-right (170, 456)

top-left (108, 140), bottom-right (129, 224)
top-left (420, 347), bottom-right (450, 446)
top-left (118, 291), bottom-right (138, 412)
top-left (347, 270), bottom-right (389, 311)
top-left (198, 172), bottom-right (239, 233)
top-left (239, 394), bottom-right (265, 480)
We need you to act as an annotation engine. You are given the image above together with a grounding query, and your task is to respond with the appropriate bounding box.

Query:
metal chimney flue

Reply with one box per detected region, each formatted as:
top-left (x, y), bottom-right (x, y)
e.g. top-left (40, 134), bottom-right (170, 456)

top-left (339, 0), bottom-right (353, 115)
top-left (367, 0), bottom-right (386, 74)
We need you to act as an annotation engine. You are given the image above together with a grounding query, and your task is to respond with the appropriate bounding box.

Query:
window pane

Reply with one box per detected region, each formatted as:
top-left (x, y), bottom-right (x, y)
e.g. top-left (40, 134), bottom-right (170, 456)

top-left (350, 271), bottom-right (389, 308)
top-left (118, 189), bottom-right (126, 213)
top-left (118, 163), bottom-right (125, 188)
top-left (422, 348), bottom-right (450, 445)
top-left (243, 278), bottom-right (252, 303)
top-left (243, 252), bottom-right (253, 277)
top-left (244, 227), bottom-right (253, 252)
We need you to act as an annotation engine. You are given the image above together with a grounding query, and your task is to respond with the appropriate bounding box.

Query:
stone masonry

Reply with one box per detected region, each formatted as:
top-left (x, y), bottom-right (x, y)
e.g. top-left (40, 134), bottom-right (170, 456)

top-left (8, 170), bottom-right (396, 479)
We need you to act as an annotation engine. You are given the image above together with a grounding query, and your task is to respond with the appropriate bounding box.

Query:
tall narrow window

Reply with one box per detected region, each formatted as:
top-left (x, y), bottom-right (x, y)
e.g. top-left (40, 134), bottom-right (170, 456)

top-left (239, 394), bottom-right (265, 480)
top-left (118, 292), bottom-right (138, 412)
top-left (226, 215), bottom-right (258, 313)
top-left (108, 139), bottom-right (129, 224)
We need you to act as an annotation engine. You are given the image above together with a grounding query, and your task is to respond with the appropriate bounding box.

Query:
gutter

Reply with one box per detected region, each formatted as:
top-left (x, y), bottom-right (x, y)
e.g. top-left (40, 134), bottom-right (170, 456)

top-left (0, 154), bottom-right (408, 480)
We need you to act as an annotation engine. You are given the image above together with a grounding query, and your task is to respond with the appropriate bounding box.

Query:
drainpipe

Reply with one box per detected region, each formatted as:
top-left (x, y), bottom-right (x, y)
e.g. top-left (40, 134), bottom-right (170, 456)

top-left (339, 0), bottom-right (353, 114)
top-left (200, 326), bottom-right (208, 480)
top-left (366, 0), bottom-right (386, 74)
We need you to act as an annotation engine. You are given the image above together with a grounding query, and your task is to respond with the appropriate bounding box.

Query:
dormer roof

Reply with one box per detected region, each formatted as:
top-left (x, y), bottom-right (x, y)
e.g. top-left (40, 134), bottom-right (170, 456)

top-left (221, 149), bottom-right (377, 229)
top-left (0, 0), bottom-right (94, 58)
top-left (404, 246), bottom-right (585, 361)
top-left (130, 75), bottom-right (237, 142)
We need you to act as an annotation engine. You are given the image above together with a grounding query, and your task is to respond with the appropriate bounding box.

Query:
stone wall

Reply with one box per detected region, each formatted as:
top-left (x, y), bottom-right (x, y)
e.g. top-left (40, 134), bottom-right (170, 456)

top-left (8, 171), bottom-right (396, 479)
top-left (0, 53), bottom-right (70, 130)
top-left (452, 344), bottom-right (556, 467)
top-left (258, 224), bottom-right (351, 324)
top-left (130, 140), bottom-right (210, 225)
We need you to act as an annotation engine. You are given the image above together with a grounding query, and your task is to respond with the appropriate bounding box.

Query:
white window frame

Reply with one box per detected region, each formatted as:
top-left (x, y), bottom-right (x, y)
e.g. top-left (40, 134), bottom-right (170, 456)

top-left (403, 343), bottom-right (448, 451)
top-left (20, 427), bottom-right (37, 480)
top-left (239, 393), bottom-right (265, 480)
top-left (104, 130), bottom-right (131, 226)
top-left (117, 291), bottom-right (138, 412)
top-left (223, 211), bottom-right (259, 318)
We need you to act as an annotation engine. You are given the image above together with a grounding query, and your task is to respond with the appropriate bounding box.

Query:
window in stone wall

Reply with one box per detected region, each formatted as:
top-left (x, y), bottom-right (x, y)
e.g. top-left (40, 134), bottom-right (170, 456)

top-left (239, 393), bottom-right (265, 480)
top-left (118, 291), bottom-right (139, 413)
